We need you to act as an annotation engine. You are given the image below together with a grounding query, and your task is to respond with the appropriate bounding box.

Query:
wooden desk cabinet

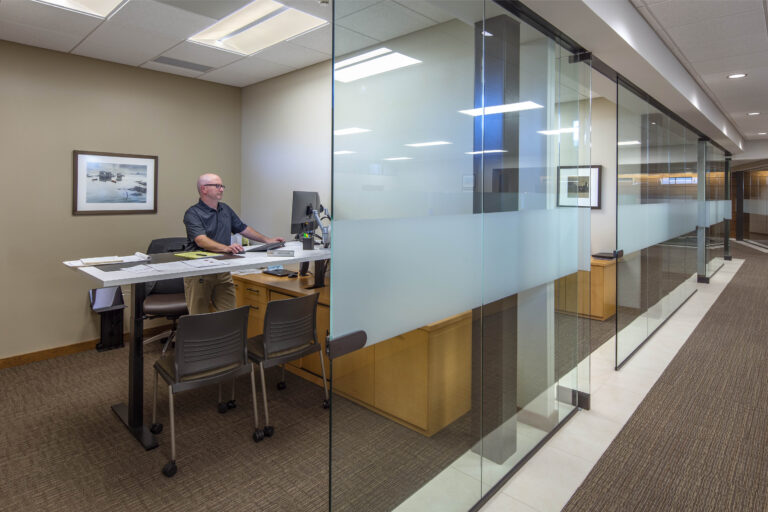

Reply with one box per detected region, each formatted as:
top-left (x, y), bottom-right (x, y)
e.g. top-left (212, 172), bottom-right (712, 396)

top-left (555, 257), bottom-right (616, 321)
top-left (234, 273), bottom-right (471, 437)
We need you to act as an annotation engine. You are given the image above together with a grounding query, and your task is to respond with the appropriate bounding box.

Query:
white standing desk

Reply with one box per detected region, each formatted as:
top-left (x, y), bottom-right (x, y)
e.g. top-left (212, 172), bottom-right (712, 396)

top-left (65, 241), bottom-right (330, 450)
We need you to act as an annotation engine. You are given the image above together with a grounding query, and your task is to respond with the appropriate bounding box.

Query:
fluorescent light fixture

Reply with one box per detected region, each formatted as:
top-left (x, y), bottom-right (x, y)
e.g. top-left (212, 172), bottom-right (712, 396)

top-left (482, 31), bottom-right (493, 37)
top-left (748, 112), bottom-right (760, 116)
top-left (31, 0), bottom-right (123, 17)
top-left (459, 101), bottom-right (543, 117)
top-left (618, 140), bottom-right (641, 146)
top-left (335, 52), bottom-right (421, 83)
top-left (384, 157), bottom-right (412, 161)
top-left (727, 73), bottom-right (747, 79)
top-left (334, 150), bottom-right (355, 155)
top-left (537, 128), bottom-right (576, 135)
top-left (405, 141), bottom-right (451, 147)
top-left (465, 150), bottom-right (508, 155)
top-left (189, 0), bottom-right (327, 56)
top-left (759, 132), bottom-right (767, 136)
top-left (334, 127), bottom-right (370, 136)
top-left (335, 48), bottom-right (392, 70)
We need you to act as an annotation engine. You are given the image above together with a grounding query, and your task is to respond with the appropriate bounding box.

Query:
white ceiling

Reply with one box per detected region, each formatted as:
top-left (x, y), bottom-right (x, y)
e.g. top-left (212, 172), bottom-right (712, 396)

top-left (629, 0), bottom-right (768, 142)
top-left (0, 0), bottom-right (455, 87)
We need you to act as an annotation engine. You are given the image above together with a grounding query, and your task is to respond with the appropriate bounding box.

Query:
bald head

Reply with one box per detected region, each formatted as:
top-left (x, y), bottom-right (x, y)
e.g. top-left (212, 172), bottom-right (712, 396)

top-left (197, 173), bottom-right (221, 195)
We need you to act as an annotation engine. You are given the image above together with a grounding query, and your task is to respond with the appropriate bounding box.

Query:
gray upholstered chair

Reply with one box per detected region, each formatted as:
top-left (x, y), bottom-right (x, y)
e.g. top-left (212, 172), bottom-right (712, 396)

top-left (150, 306), bottom-right (261, 478)
top-left (247, 293), bottom-right (329, 438)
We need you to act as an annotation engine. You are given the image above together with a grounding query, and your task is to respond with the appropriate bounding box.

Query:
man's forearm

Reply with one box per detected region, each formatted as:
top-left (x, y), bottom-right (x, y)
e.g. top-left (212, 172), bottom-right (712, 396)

top-left (241, 226), bottom-right (270, 243)
top-left (194, 235), bottom-right (231, 252)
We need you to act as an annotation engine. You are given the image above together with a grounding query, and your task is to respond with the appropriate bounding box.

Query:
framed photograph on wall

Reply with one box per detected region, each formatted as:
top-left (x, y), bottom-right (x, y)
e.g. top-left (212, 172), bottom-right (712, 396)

top-left (73, 151), bottom-right (158, 215)
top-left (557, 165), bottom-right (601, 209)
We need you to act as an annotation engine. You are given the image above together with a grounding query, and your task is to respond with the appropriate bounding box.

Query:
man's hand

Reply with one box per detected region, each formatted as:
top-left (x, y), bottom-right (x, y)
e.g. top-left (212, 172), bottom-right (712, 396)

top-left (224, 243), bottom-right (244, 254)
top-left (265, 236), bottom-right (285, 244)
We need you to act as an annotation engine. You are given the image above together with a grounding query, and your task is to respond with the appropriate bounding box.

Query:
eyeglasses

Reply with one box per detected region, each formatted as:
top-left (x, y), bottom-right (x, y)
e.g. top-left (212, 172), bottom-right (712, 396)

top-left (203, 184), bottom-right (225, 190)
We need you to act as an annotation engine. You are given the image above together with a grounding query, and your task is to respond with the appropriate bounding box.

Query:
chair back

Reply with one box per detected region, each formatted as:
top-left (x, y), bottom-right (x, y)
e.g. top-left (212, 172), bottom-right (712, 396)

top-left (263, 294), bottom-right (318, 356)
top-left (146, 237), bottom-right (187, 295)
top-left (173, 306), bottom-right (249, 382)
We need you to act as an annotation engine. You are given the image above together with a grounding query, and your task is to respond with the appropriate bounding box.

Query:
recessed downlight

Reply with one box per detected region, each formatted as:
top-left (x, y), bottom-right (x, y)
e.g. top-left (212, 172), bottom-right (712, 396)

top-left (727, 73), bottom-right (747, 79)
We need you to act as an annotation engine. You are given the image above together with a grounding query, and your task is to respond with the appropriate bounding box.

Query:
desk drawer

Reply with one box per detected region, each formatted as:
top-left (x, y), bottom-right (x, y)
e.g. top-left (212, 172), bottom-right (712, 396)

top-left (247, 304), bottom-right (264, 338)
top-left (270, 291), bottom-right (294, 302)
top-left (242, 285), bottom-right (267, 305)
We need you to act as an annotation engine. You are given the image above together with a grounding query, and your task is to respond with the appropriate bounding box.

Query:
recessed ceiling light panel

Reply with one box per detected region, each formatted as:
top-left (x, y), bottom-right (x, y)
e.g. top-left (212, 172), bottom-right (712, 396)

top-left (727, 73), bottom-right (747, 79)
top-left (189, 0), bottom-right (327, 56)
top-left (459, 101), bottom-right (543, 117)
top-left (334, 127), bottom-right (370, 136)
top-left (617, 140), bottom-right (641, 146)
top-left (334, 52), bottom-right (421, 83)
top-left (31, 0), bottom-right (123, 18)
top-left (384, 157), bottom-right (412, 161)
top-left (405, 141), bottom-right (451, 147)
top-left (465, 150), bottom-right (508, 155)
top-left (748, 112), bottom-right (760, 116)
top-left (335, 48), bottom-right (392, 70)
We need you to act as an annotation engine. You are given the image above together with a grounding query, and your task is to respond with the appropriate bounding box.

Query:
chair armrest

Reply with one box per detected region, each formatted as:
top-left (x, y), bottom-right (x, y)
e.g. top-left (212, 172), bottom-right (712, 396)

top-left (325, 330), bottom-right (367, 360)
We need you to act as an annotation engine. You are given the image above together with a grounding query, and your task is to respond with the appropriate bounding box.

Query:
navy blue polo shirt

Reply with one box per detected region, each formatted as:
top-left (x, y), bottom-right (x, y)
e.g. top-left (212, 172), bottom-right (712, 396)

top-left (183, 199), bottom-right (247, 251)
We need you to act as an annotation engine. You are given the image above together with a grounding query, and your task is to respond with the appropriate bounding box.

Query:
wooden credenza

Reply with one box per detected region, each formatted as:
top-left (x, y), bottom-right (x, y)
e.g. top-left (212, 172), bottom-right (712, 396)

top-left (233, 273), bottom-right (471, 437)
top-left (554, 257), bottom-right (617, 321)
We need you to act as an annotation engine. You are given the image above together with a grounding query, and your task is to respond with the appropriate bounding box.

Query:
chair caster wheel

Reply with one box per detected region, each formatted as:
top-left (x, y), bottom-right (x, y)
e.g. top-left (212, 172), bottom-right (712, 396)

top-left (227, 400), bottom-right (237, 409)
top-left (150, 423), bottom-right (163, 434)
top-left (253, 429), bottom-right (265, 442)
top-left (264, 425), bottom-right (274, 437)
top-left (322, 400), bottom-right (329, 409)
top-left (277, 381), bottom-right (287, 390)
top-left (162, 460), bottom-right (177, 477)
top-left (217, 402), bottom-right (228, 414)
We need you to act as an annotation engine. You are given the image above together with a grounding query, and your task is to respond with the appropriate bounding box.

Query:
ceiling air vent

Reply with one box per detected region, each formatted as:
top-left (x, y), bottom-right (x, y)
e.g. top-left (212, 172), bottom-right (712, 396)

top-left (152, 56), bottom-right (214, 73)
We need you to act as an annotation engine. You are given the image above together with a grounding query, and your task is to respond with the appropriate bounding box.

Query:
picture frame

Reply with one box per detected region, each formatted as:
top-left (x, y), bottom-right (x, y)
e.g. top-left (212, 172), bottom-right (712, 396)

top-left (557, 165), bottom-right (601, 209)
top-left (73, 151), bottom-right (158, 215)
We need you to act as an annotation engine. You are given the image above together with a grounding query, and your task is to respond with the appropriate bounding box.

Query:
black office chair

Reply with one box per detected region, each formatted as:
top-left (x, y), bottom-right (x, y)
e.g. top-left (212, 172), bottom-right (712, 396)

top-left (247, 294), bottom-right (329, 438)
top-left (143, 237), bottom-right (188, 353)
top-left (150, 306), bottom-right (262, 478)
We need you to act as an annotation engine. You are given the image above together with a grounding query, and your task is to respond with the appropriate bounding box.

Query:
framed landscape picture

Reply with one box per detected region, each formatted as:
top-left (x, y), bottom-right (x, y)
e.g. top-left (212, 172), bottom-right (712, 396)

top-left (73, 151), bottom-right (158, 215)
top-left (557, 165), bottom-right (601, 209)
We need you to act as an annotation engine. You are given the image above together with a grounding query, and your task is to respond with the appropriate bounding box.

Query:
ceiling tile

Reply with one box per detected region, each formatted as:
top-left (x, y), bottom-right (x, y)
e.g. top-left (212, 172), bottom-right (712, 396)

top-left (290, 23), bottom-right (332, 53)
top-left (647, 0), bottom-right (761, 28)
top-left (161, 41), bottom-right (243, 68)
top-left (393, 0), bottom-right (453, 23)
top-left (334, 25), bottom-right (379, 56)
top-left (673, 33), bottom-right (767, 64)
top-left (254, 41), bottom-right (330, 68)
top-left (668, 10), bottom-right (766, 52)
top-left (692, 50), bottom-right (768, 76)
top-left (72, 0), bottom-right (215, 66)
top-left (336, 0), bottom-right (435, 42)
top-left (141, 60), bottom-right (205, 77)
top-left (153, 0), bottom-right (250, 20)
top-left (199, 55), bottom-right (295, 87)
top-left (0, 0), bottom-right (102, 52)
top-left (334, 0), bottom-right (381, 19)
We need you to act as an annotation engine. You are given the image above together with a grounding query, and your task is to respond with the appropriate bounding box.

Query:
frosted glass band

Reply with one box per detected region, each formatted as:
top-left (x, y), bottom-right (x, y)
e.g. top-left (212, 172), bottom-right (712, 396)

top-left (617, 201), bottom-right (697, 255)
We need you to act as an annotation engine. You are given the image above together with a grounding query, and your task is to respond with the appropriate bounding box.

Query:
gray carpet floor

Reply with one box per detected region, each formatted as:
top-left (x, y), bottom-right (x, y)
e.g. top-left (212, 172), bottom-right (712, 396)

top-left (563, 243), bottom-right (768, 511)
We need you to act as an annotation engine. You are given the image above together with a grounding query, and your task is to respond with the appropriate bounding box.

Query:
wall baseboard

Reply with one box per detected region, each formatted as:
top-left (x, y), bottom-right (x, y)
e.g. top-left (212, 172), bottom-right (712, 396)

top-left (0, 326), bottom-right (169, 370)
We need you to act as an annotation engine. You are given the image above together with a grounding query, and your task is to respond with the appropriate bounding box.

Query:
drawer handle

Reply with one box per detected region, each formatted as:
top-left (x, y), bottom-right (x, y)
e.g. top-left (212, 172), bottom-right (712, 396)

top-left (246, 288), bottom-right (261, 294)
top-left (249, 305), bottom-right (259, 311)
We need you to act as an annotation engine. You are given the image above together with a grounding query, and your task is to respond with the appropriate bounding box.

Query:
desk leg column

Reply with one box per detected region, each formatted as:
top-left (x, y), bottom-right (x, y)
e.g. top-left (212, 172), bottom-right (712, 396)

top-left (111, 282), bottom-right (158, 450)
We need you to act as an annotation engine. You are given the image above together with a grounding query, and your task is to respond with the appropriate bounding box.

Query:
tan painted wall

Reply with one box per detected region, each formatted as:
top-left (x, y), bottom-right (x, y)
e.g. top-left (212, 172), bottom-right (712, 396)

top-left (0, 41), bottom-right (241, 359)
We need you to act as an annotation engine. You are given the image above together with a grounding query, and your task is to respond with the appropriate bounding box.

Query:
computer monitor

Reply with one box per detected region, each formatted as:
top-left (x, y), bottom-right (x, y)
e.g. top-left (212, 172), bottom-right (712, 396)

top-left (290, 191), bottom-right (321, 234)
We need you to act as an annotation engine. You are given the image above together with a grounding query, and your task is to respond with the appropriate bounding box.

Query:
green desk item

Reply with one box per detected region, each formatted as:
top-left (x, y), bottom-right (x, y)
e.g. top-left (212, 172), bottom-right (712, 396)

top-left (175, 251), bottom-right (218, 259)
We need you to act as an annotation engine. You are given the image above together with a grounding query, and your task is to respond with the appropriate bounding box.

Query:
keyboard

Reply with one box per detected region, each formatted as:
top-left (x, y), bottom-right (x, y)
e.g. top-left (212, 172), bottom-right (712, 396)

top-left (244, 241), bottom-right (286, 252)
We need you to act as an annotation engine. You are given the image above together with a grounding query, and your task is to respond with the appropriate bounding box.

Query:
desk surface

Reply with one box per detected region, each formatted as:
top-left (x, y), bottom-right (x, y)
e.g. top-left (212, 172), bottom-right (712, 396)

top-left (235, 272), bottom-right (330, 306)
top-left (68, 241), bottom-right (331, 287)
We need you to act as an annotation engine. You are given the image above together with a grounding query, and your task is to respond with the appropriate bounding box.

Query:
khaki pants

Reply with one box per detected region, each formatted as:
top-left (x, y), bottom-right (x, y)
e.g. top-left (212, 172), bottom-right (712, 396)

top-left (183, 272), bottom-right (236, 315)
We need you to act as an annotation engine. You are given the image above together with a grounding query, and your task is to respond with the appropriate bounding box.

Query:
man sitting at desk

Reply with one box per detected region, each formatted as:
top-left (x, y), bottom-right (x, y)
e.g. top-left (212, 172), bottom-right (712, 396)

top-left (183, 173), bottom-right (284, 315)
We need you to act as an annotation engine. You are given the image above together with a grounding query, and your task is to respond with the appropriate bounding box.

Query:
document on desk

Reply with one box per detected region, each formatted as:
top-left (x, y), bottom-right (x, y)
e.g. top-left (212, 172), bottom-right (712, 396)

top-left (146, 261), bottom-right (190, 272)
top-left (120, 264), bottom-right (158, 274)
top-left (183, 258), bottom-right (228, 268)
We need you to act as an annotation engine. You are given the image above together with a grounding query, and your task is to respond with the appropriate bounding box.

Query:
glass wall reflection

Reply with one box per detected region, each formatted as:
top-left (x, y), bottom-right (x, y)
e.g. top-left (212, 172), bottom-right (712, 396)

top-left (615, 82), bottom-right (697, 367)
top-left (743, 169), bottom-right (768, 246)
top-left (330, 2), bottom-right (590, 509)
top-left (705, 143), bottom-right (726, 277)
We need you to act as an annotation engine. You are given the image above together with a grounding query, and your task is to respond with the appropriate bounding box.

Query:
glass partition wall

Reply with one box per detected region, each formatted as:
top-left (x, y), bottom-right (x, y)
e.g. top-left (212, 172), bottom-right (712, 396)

top-left (329, 2), bottom-right (591, 510)
top-left (742, 169), bottom-right (768, 247)
top-left (704, 143), bottom-right (726, 277)
top-left (615, 81), bottom-right (698, 367)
